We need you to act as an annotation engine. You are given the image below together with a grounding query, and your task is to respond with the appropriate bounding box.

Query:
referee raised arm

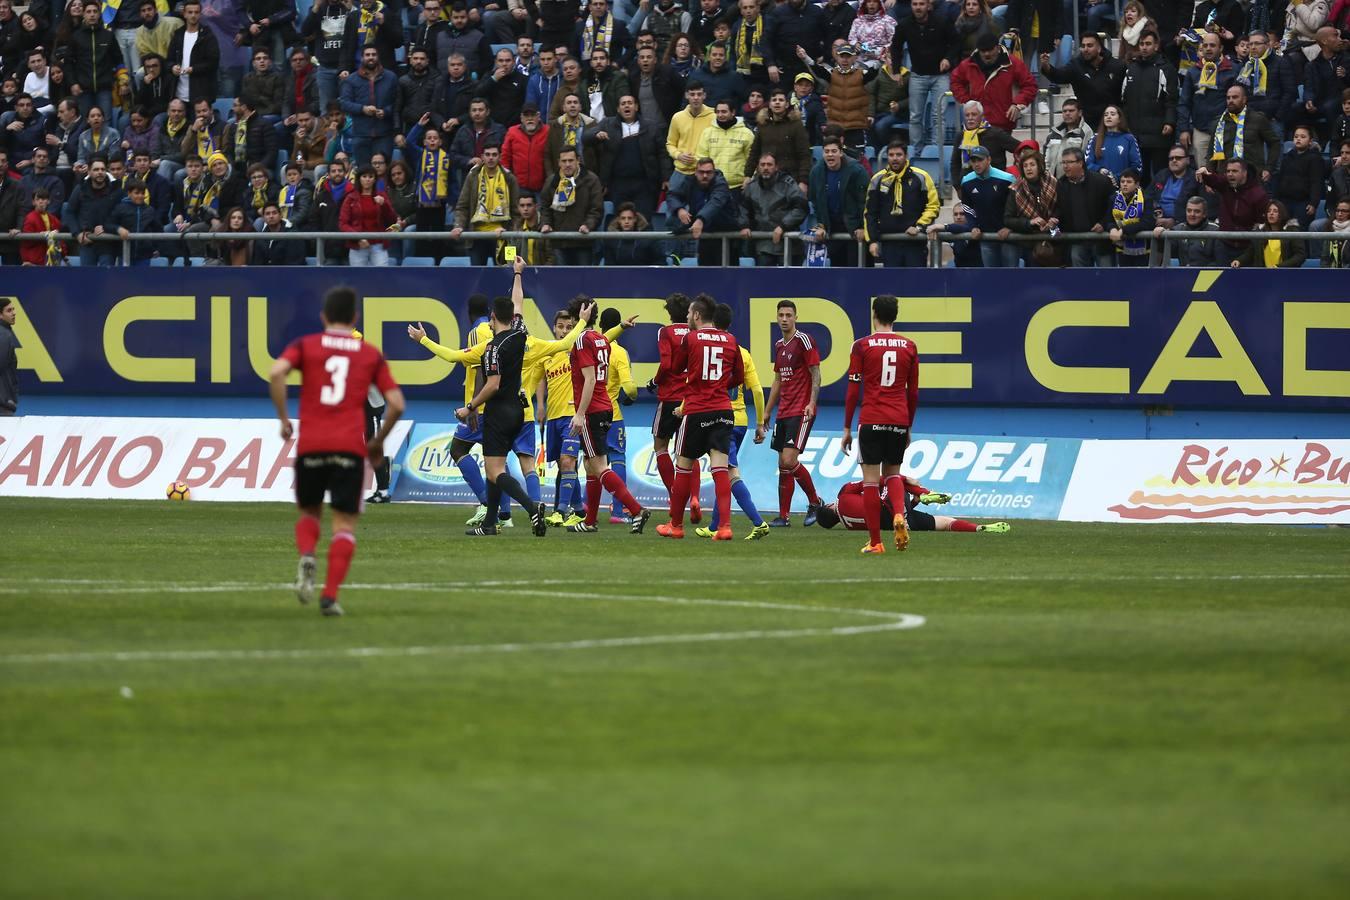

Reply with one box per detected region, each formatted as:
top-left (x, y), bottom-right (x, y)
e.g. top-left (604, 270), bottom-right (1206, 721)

top-left (461, 258), bottom-right (549, 537)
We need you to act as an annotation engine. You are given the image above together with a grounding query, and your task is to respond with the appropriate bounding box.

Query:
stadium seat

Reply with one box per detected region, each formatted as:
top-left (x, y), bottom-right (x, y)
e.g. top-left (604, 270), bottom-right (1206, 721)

top-left (66, 256), bottom-right (81, 266)
top-left (212, 99), bottom-right (234, 124)
top-left (490, 43), bottom-right (516, 56)
top-left (189, 257), bottom-right (207, 267)
top-left (679, 256), bottom-right (698, 266)
top-left (812, 145), bottom-right (824, 164)
top-left (305, 257), bottom-right (317, 266)
top-left (604, 200), bottom-right (614, 217)
top-left (440, 256), bottom-right (471, 266)
top-left (401, 256), bottom-right (436, 266)
top-left (150, 257), bottom-right (169, 266)
top-left (738, 256), bottom-right (755, 266)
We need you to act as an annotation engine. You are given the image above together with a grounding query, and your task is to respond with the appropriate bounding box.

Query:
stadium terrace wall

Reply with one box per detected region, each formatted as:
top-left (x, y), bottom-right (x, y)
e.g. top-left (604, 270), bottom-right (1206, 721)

top-left (5, 268), bottom-right (1349, 411)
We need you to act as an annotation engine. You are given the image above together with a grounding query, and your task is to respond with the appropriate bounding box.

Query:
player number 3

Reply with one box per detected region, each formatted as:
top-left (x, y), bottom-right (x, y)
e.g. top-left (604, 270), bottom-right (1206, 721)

top-left (702, 346), bottom-right (724, 381)
top-left (321, 355), bottom-right (350, 406)
top-left (879, 351), bottom-right (898, 387)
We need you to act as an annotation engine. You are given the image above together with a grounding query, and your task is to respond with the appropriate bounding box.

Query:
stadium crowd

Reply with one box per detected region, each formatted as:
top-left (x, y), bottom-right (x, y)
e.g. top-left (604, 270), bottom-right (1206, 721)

top-left (0, 0), bottom-right (1347, 267)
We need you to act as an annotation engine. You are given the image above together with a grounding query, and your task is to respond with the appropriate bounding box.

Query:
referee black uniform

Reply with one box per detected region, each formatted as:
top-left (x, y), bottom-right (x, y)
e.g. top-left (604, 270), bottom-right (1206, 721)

top-left (475, 311), bottom-right (547, 536)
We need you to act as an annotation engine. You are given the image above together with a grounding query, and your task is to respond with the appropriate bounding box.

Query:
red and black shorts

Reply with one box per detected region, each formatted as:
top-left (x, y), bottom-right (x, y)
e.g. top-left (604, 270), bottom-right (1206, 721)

top-left (651, 400), bottom-right (683, 440)
top-left (674, 410), bottom-right (734, 460)
top-left (859, 423), bottom-right (909, 466)
top-left (577, 410), bottom-right (613, 458)
top-left (295, 452), bottom-right (365, 514)
top-left (771, 414), bottom-right (814, 453)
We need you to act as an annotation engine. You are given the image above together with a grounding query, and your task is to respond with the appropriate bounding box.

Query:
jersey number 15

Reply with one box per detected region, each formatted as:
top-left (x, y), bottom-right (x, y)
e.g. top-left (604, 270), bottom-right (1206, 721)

top-left (701, 346), bottom-right (724, 381)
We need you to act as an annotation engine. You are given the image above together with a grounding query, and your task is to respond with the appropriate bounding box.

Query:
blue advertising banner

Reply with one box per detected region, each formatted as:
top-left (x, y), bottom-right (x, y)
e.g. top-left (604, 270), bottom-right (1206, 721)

top-left (392, 417), bottom-right (1081, 520)
top-left (5, 268), bottom-right (1348, 410)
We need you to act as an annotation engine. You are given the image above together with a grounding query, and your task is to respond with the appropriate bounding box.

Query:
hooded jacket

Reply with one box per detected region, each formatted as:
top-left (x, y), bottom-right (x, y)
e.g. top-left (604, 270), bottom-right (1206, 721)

top-left (696, 116), bottom-right (756, 188)
top-left (950, 47), bottom-right (1037, 132)
top-left (69, 22), bottom-right (118, 92)
top-left (339, 64), bottom-right (398, 138)
top-left (1041, 52), bottom-right (1126, 128)
top-left (808, 154), bottom-right (869, 234)
top-left (501, 121), bottom-right (551, 193)
top-left (538, 165), bottom-right (604, 239)
top-left (667, 169), bottom-right (741, 231)
top-left (106, 194), bottom-right (163, 258)
top-left (1178, 55), bottom-right (1237, 135)
top-left (746, 107), bottom-right (810, 183)
top-left (864, 162), bottom-right (939, 238)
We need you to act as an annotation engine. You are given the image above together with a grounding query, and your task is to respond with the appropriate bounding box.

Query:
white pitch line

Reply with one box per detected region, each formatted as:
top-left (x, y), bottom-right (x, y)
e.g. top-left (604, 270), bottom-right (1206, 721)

top-left (0, 588), bottom-right (925, 665)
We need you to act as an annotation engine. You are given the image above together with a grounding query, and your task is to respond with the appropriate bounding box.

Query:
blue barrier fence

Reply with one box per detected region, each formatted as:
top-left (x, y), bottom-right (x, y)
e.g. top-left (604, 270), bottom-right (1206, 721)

top-left (7, 268), bottom-right (1348, 410)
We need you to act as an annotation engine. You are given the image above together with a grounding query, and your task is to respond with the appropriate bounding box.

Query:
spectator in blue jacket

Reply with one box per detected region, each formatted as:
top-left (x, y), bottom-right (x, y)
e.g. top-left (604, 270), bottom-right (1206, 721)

top-left (525, 47), bottom-right (563, 119)
top-left (1236, 31), bottom-right (1298, 138)
top-left (338, 46), bottom-right (398, 165)
top-left (667, 156), bottom-right (742, 264)
top-left (958, 144), bottom-right (1017, 266)
top-left (68, 157), bottom-right (125, 266)
top-left (1087, 105), bottom-right (1142, 185)
top-left (106, 178), bottom-right (163, 264)
top-left (1178, 33), bottom-right (1237, 168)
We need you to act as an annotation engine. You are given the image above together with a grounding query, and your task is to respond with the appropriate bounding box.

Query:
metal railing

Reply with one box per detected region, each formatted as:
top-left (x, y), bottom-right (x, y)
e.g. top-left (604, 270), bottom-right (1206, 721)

top-left (17, 228), bottom-right (1344, 268)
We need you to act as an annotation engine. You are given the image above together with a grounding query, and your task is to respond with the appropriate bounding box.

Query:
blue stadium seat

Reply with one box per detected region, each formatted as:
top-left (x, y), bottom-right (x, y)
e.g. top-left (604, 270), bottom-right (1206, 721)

top-left (679, 256), bottom-right (698, 266)
top-left (189, 257), bottom-right (206, 266)
top-left (490, 43), bottom-right (516, 56)
top-left (66, 256), bottom-right (81, 266)
top-left (440, 256), bottom-right (471, 266)
top-left (305, 257), bottom-right (317, 266)
top-left (213, 99), bottom-right (234, 124)
top-left (150, 257), bottom-right (169, 266)
top-left (1301, 257), bottom-right (1320, 267)
top-left (604, 200), bottom-right (615, 217)
top-left (738, 256), bottom-right (755, 266)
top-left (402, 256), bottom-right (436, 266)
top-left (812, 145), bottom-right (824, 164)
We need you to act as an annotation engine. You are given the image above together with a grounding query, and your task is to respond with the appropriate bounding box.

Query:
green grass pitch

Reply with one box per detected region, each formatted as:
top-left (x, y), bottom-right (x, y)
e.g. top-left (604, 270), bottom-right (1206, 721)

top-left (1, 498), bottom-right (1347, 899)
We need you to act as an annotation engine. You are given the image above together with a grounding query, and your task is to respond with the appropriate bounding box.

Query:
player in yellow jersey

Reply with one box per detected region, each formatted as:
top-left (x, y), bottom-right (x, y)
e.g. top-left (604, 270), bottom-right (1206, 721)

top-left (539, 310), bottom-right (584, 526)
top-left (598, 307), bottom-right (640, 523)
top-left (407, 269), bottom-right (591, 533)
top-left (694, 302), bottom-right (770, 540)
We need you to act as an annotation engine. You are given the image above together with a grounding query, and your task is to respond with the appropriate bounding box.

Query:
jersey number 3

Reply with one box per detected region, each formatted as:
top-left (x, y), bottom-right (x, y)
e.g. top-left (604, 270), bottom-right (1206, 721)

top-left (321, 355), bottom-right (350, 406)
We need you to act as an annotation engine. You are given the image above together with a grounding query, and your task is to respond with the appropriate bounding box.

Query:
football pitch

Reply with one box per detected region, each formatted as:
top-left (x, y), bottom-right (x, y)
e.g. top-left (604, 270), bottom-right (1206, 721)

top-left (1, 498), bottom-right (1347, 899)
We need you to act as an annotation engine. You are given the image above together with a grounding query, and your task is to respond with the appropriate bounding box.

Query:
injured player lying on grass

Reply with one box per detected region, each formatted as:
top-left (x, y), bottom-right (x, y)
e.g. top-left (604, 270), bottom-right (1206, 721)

top-left (813, 479), bottom-right (1012, 535)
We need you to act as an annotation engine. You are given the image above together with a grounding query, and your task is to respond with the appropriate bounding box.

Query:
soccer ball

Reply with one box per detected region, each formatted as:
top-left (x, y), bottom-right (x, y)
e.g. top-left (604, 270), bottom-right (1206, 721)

top-left (166, 482), bottom-right (191, 501)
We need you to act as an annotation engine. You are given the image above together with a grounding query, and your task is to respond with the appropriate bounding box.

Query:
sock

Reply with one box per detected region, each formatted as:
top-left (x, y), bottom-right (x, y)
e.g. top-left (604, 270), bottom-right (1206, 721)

top-left (669, 465), bottom-right (692, 526)
top-left (601, 467), bottom-right (641, 515)
top-left (794, 463), bottom-right (820, 505)
top-left (711, 466), bottom-right (731, 530)
top-left (552, 472), bottom-right (562, 510)
top-left (863, 483), bottom-right (882, 546)
top-left (884, 475), bottom-right (907, 521)
top-left (499, 488), bottom-right (512, 519)
top-left (495, 472), bottom-right (535, 512)
top-left (609, 460), bottom-right (627, 516)
top-left (731, 477), bottom-right (764, 527)
top-left (558, 470), bottom-right (579, 514)
top-left (524, 470), bottom-right (541, 504)
top-left (584, 476), bottom-right (602, 525)
top-left (456, 455), bottom-right (488, 505)
top-left (952, 519), bottom-right (979, 532)
top-left (323, 530), bottom-right (355, 599)
top-left (295, 514), bottom-right (320, 556)
top-left (482, 481), bottom-right (502, 528)
top-left (655, 450), bottom-right (675, 493)
top-left (688, 458), bottom-right (702, 512)
top-left (778, 467), bottom-right (795, 520)
top-left (376, 458), bottom-right (390, 492)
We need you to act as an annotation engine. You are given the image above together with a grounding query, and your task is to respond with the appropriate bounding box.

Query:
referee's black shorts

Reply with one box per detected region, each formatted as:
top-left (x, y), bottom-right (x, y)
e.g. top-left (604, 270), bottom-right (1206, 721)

top-left (858, 423), bottom-right (909, 466)
top-left (295, 453), bottom-right (365, 514)
top-left (482, 404), bottom-right (525, 457)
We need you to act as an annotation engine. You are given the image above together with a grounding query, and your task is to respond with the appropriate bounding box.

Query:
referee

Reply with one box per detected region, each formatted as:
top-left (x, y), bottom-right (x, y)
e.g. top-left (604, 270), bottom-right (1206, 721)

top-left (460, 258), bottom-right (548, 537)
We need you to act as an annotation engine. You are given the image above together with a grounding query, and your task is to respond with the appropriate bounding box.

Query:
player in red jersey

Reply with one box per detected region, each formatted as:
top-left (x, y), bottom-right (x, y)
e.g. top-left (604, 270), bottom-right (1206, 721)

top-left (657, 293), bottom-right (745, 540)
top-left (814, 480), bottom-right (1011, 534)
top-left (567, 295), bottom-right (651, 534)
top-left (759, 299), bottom-right (823, 527)
top-left (649, 293), bottom-right (702, 523)
top-left (270, 287), bottom-right (405, 617)
top-left (842, 294), bottom-right (919, 554)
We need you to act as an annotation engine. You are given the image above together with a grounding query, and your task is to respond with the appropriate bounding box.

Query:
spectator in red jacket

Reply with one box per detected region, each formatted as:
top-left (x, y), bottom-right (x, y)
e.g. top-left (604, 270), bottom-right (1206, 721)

top-left (950, 32), bottom-right (1037, 133)
top-left (19, 188), bottom-right (66, 265)
top-left (500, 103), bottom-right (550, 195)
top-left (339, 165), bottom-right (398, 266)
top-left (1197, 158), bottom-right (1269, 266)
